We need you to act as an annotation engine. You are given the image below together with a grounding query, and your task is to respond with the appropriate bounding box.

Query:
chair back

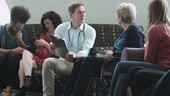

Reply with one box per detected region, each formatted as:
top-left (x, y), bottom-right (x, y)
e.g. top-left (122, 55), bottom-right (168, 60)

top-left (121, 47), bottom-right (144, 61)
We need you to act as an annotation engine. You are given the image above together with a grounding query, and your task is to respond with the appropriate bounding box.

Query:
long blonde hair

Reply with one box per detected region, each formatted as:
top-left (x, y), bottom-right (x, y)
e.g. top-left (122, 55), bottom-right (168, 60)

top-left (148, 0), bottom-right (170, 28)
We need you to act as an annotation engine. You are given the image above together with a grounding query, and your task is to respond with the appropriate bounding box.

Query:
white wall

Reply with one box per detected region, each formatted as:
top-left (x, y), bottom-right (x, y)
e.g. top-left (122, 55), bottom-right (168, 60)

top-left (5, 0), bottom-right (170, 32)
top-left (0, 0), bottom-right (10, 24)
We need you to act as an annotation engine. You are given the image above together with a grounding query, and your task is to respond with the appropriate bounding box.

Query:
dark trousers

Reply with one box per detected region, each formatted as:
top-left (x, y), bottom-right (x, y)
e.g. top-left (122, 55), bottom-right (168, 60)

top-left (108, 61), bottom-right (169, 96)
top-left (127, 67), bottom-right (165, 96)
top-left (0, 53), bottom-right (21, 89)
top-left (129, 68), bottom-right (170, 96)
top-left (148, 69), bottom-right (170, 96)
top-left (63, 56), bottom-right (119, 96)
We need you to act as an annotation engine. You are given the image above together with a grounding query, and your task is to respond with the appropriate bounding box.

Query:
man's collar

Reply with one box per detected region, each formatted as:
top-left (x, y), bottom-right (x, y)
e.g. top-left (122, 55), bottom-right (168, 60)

top-left (68, 22), bottom-right (84, 31)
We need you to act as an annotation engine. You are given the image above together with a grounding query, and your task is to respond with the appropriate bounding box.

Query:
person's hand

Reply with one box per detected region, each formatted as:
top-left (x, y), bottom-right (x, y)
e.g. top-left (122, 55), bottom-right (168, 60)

top-left (12, 47), bottom-right (25, 54)
top-left (16, 31), bottom-right (23, 42)
top-left (39, 39), bottom-right (47, 46)
top-left (144, 42), bottom-right (148, 47)
top-left (49, 42), bottom-right (56, 54)
top-left (66, 52), bottom-right (76, 62)
top-left (49, 42), bottom-right (56, 49)
top-left (34, 39), bottom-right (46, 47)
top-left (106, 50), bottom-right (113, 57)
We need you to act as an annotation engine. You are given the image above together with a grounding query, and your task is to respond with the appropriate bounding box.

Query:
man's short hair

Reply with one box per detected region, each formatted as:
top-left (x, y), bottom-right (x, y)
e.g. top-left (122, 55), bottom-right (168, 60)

top-left (68, 2), bottom-right (84, 14)
top-left (11, 5), bottom-right (31, 24)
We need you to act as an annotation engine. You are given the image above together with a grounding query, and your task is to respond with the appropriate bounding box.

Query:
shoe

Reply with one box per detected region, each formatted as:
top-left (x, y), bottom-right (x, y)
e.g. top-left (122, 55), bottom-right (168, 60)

top-left (14, 88), bottom-right (25, 96)
top-left (3, 86), bottom-right (12, 96)
top-left (25, 76), bottom-right (32, 89)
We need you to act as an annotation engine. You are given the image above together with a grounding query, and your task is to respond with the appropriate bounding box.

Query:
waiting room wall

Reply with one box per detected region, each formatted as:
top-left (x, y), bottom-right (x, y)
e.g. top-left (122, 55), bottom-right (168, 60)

top-left (5, 0), bottom-right (170, 32)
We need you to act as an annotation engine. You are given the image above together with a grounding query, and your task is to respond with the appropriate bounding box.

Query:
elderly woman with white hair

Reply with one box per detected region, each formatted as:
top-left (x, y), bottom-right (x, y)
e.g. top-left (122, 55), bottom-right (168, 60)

top-left (62, 2), bottom-right (145, 96)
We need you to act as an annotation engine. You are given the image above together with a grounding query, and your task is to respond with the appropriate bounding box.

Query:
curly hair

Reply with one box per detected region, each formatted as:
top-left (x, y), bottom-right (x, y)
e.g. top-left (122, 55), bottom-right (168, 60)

top-left (10, 5), bottom-right (31, 24)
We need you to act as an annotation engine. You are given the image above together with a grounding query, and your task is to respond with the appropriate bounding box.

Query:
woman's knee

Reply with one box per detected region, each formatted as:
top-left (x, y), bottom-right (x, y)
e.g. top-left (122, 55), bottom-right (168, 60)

top-left (43, 58), bottom-right (53, 69)
top-left (115, 61), bottom-right (127, 69)
top-left (116, 61), bottom-right (144, 70)
top-left (23, 50), bottom-right (32, 57)
top-left (23, 49), bottom-right (29, 54)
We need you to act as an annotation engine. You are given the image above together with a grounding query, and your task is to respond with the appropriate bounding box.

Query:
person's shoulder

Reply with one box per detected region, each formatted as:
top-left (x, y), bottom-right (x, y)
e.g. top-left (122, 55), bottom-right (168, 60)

top-left (0, 25), bottom-right (5, 33)
top-left (149, 24), bottom-right (163, 32)
top-left (57, 22), bottom-right (70, 27)
top-left (62, 22), bottom-right (70, 25)
top-left (148, 24), bottom-right (165, 38)
top-left (0, 25), bottom-right (5, 29)
top-left (56, 22), bottom-right (70, 29)
top-left (0, 25), bottom-right (5, 37)
top-left (128, 23), bottom-right (144, 33)
top-left (58, 22), bottom-right (69, 26)
top-left (131, 23), bottom-right (143, 29)
top-left (150, 23), bottom-right (164, 29)
top-left (0, 25), bottom-right (4, 27)
top-left (85, 23), bottom-right (96, 31)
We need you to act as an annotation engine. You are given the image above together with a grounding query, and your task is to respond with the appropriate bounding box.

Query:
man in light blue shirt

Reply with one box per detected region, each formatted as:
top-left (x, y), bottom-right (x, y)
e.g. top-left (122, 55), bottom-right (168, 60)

top-left (42, 2), bottom-right (96, 96)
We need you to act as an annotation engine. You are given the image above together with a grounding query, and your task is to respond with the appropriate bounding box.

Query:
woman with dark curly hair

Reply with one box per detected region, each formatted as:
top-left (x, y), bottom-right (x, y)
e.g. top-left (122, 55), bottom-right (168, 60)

top-left (15, 11), bottom-right (62, 96)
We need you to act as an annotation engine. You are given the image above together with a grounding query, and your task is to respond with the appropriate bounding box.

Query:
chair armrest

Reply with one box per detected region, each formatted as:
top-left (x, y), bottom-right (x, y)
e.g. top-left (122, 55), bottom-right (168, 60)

top-left (121, 47), bottom-right (144, 61)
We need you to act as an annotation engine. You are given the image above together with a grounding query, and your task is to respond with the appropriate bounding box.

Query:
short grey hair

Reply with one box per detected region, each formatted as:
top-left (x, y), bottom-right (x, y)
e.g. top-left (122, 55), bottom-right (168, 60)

top-left (117, 2), bottom-right (136, 23)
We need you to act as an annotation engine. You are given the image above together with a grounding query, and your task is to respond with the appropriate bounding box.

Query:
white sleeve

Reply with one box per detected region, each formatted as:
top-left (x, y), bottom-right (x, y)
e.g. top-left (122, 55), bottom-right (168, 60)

top-left (77, 26), bottom-right (96, 57)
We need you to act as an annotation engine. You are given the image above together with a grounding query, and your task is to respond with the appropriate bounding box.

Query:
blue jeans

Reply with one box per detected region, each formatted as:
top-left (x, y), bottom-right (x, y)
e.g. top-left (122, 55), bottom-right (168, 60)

top-left (108, 61), bottom-right (169, 96)
top-left (113, 73), bottom-right (127, 96)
